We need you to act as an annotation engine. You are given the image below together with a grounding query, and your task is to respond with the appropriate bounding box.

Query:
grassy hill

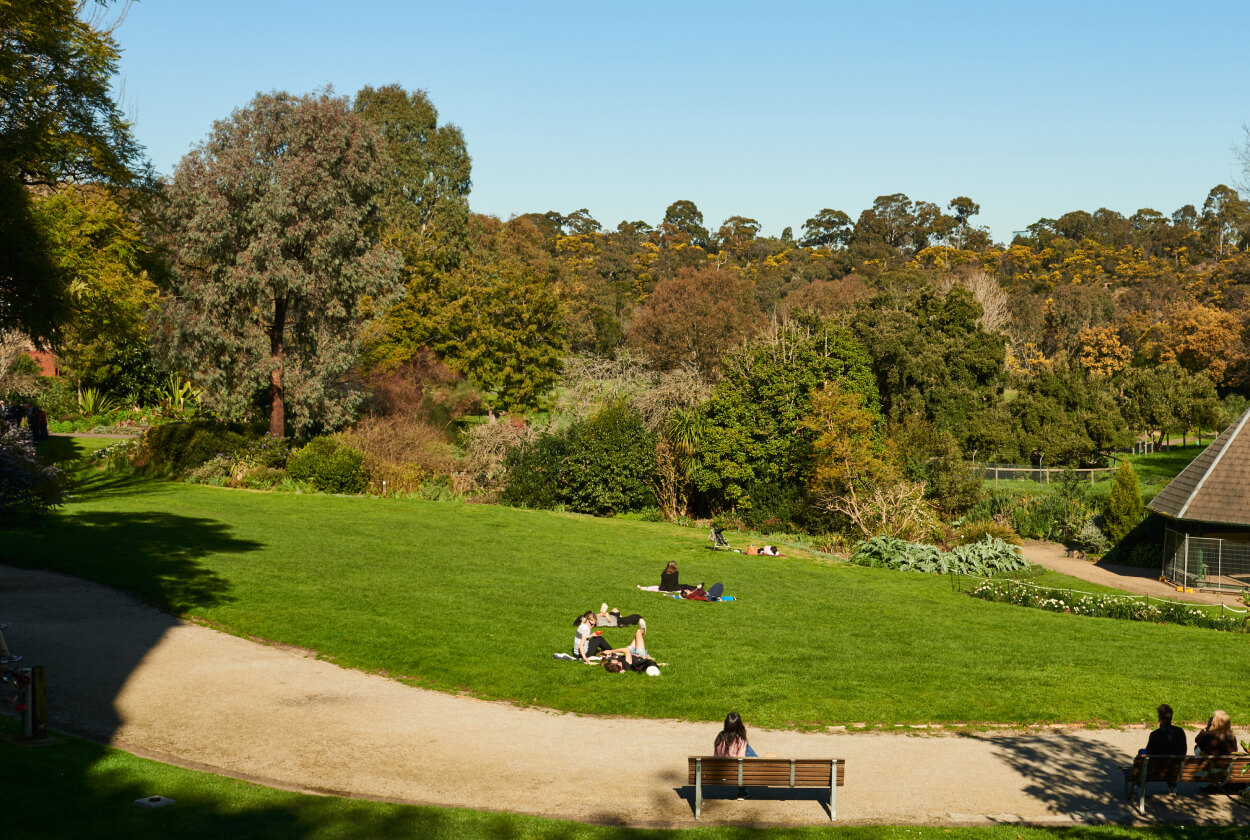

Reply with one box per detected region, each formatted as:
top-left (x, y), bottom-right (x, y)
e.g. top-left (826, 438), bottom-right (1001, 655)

top-left (3, 437), bottom-right (1244, 729)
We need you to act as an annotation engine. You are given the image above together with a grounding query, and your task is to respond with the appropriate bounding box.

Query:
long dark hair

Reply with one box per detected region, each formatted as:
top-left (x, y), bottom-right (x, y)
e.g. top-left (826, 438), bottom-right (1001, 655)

top-left (714, 711), bottom-right (748, 753)
top-left (664, 560), bottom-right (679, 575)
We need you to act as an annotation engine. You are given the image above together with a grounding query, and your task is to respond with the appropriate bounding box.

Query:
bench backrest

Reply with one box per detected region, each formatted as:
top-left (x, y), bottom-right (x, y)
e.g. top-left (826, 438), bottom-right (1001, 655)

top-left (1128, 755), bottom-right (1250, 784)
top-left (687, 757), bottom-right (844, 788)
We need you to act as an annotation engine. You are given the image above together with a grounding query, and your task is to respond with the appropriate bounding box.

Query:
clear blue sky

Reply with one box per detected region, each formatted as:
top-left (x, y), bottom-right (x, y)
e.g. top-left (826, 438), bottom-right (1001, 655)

top-left (110, 0), bottom-right (1250, 244)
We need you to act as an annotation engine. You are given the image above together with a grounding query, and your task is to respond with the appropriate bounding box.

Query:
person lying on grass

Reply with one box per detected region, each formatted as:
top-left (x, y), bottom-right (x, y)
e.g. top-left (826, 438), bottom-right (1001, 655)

top-left (600, 621), bottom-right (650, 662)
top-left (602, 654), bottom-right (660, 675)
top-left (746, 545), bottom-right (781, 556)
top-left (594, 603), bottom-right (643, 627)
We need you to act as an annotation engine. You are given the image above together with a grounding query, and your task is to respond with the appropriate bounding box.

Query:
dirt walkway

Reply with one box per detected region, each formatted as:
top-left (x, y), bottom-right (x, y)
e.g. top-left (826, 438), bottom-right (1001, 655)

top-left (1020, 541), bottom-right (1248, 608)
top-left (1, 564), bottom-right (1245, 827)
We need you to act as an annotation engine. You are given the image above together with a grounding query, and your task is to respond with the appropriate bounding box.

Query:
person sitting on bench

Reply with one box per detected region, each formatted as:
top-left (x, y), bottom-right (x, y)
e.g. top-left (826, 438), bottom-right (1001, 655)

top-left (714, 711), bottom-right (759, 799)
top-left (1141, 703), bottom-right (1186, 755)
top-left (714, 711), bottom-right (758, 758)
top-left (1195, 710), bottom-right (1237, 756)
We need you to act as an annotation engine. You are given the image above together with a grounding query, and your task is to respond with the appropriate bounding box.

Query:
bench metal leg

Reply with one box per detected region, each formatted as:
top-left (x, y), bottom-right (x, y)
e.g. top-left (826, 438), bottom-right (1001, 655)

top-left (1137, 759), bottom-right (1148, 815)
top-left (830, 761), bottom-right (837, 821)
top-left (695, 760), bottom-right (702, 820)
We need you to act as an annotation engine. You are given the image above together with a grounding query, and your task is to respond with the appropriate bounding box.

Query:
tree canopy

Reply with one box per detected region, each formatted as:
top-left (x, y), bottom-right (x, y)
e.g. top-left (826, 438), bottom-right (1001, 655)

top-left (156, 90), bottom-right (401, 436)
top-left (0, 0), bottom-right (147, 344)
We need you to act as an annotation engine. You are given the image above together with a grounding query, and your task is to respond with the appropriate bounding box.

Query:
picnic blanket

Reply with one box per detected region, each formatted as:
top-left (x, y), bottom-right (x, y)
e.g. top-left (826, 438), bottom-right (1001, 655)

top-left (636, 583), bottom-right (734, 601)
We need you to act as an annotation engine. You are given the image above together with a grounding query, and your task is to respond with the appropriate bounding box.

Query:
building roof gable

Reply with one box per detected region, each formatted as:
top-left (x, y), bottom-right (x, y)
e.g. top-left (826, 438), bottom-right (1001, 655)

top-left (1148, 408), bottom-right (1250, 527)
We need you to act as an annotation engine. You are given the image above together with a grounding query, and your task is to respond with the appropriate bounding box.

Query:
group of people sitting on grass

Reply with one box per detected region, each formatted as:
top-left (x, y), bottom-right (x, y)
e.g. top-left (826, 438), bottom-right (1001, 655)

top-left (564, 559), bottom-right (731, 675)
top-left (571, 606), bottom-right (660, 675)
top-left (648, 561), bottom-right (722, 600)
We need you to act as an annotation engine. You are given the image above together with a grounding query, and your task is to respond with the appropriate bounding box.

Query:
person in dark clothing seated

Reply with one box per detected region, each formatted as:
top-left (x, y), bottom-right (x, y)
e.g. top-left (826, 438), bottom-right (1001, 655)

top-left (1141, 703), bottom-right (1187, 755)
top-left (659, 560), bottom-right (696, 593)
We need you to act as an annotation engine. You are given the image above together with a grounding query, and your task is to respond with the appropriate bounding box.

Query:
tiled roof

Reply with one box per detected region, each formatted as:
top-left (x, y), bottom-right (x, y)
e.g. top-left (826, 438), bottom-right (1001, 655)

top-left (1148, 408), bottom-right (1250, 526)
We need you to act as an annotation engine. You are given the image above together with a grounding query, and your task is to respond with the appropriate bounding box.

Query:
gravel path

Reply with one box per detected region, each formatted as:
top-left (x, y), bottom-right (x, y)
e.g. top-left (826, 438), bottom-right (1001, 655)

top-left (2, 563), bottom-right (1245, 827)
top-left (1019, 541), bottom-right (1247, 608)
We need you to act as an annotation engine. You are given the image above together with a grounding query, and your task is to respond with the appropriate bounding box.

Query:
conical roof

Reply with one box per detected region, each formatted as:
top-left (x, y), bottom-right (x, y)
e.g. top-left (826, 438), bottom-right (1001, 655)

top-left (1147, 407), bottom-right (1250, 526)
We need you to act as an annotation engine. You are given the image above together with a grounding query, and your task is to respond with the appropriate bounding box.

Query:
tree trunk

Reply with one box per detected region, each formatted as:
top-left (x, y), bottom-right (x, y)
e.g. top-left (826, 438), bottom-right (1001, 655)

top-left (269, 298), bottom-right (287, 437)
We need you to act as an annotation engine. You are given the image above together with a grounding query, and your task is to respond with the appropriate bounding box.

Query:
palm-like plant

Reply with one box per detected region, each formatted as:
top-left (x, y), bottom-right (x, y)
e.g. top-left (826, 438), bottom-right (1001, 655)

top-left (78, 387), bottom-right (118, 417)
top-left (161, 373), bottom-right (201, 418)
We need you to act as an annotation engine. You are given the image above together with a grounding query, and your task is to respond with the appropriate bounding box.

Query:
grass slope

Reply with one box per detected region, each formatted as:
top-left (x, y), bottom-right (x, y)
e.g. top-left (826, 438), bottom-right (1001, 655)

top-left (2, 438), bottom-right (1245, 728)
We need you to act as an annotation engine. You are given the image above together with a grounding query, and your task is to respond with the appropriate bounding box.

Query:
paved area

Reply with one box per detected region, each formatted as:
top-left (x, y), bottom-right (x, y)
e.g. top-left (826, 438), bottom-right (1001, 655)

top-left (1, 563), bottom-right (1246, 827)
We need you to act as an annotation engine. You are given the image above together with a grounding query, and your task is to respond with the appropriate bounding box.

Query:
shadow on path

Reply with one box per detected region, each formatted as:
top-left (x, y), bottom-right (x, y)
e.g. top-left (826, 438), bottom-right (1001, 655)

top-left (987, 731), bottom-right (1245, 823)
top-left (2, 509), bottom-right (260, 742)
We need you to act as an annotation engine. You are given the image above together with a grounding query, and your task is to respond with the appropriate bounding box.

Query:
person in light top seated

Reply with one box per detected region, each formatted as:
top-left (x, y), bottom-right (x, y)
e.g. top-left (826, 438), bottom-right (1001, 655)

top-left (572, 611), bottom-right (613, 662)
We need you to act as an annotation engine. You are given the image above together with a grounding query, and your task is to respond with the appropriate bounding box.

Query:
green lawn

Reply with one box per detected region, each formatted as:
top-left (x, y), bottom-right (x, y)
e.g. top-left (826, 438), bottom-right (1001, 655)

top-left (3, 437), bottom-right (1247, 728)
top-left (1, 718), bottom-right (1242, 840)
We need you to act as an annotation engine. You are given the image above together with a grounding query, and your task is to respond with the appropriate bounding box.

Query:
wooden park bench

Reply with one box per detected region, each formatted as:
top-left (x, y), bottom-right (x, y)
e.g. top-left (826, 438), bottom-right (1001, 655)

top-left (1120, 754), bottom-right (1250, 813)
top-left (687, 756), bottom-right (844, 820)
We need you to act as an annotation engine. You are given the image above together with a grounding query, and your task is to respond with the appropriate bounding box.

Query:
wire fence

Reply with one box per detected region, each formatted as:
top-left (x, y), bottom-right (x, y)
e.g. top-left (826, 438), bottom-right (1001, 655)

top-left (982, 464), bottom-right (1113, 483)
top-left (1162, 528), bottom-right (1250, 593)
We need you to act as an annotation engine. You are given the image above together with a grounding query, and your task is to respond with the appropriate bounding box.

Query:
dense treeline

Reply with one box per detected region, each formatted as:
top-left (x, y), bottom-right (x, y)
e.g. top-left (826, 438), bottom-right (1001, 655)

top-left (4, 2), bottom-right (1249, 542)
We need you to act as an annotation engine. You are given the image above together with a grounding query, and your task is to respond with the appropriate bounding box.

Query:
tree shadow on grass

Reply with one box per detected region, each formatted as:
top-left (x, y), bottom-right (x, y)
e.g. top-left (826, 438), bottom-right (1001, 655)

top-left (985, 732), bottom-right (1246, 824)
top-left (2, 510), bottom-right (256, 614)
top-left (2, 716), bottom-right (606, 840)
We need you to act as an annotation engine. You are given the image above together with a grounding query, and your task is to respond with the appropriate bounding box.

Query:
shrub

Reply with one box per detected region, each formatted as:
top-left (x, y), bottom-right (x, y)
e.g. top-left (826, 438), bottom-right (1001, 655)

top-left (963, 486), bottom-right (1094, 543)
top-left (286, 437), bottom-right (368, 494)
top-left (561, 400), bottom-right (656, 515)
top-left (954, 519), bottom-right (1022, 546)
top-left (458, 418), bottom-right (539, 495)
top-left (37, 378), bottom-right (78, 417)
top-left (136, 420), bottom-right (249, 476)
top-left (850, 534), bottom-right (1029, 576)
top-left (78, 387), bottom-right (118, 417)
top-left (90, 438), bottom-right (139, 472)
top-left (1104, 460), bottom-right (1144, 544)
top-left (415, 475), bottom-right (461, 502)
top-left (185, 454), bottom-right (233, 484)
top-left (499, 433), bottom-right (568, 509)
top-left (0, 427), bottom-right (68, 522)
top-left (501, 401), bottom-right (656, 516)
top-left (237, 466), bottom-right (286, 490)
top-left (232, 433), bottom-right (292, 470)
top-left (338, 415), bottom-right (455, 495)
top-left (740, 480), bottom-right (804, 531)
top-left (1076, 519), bottom-right (1111, 555)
